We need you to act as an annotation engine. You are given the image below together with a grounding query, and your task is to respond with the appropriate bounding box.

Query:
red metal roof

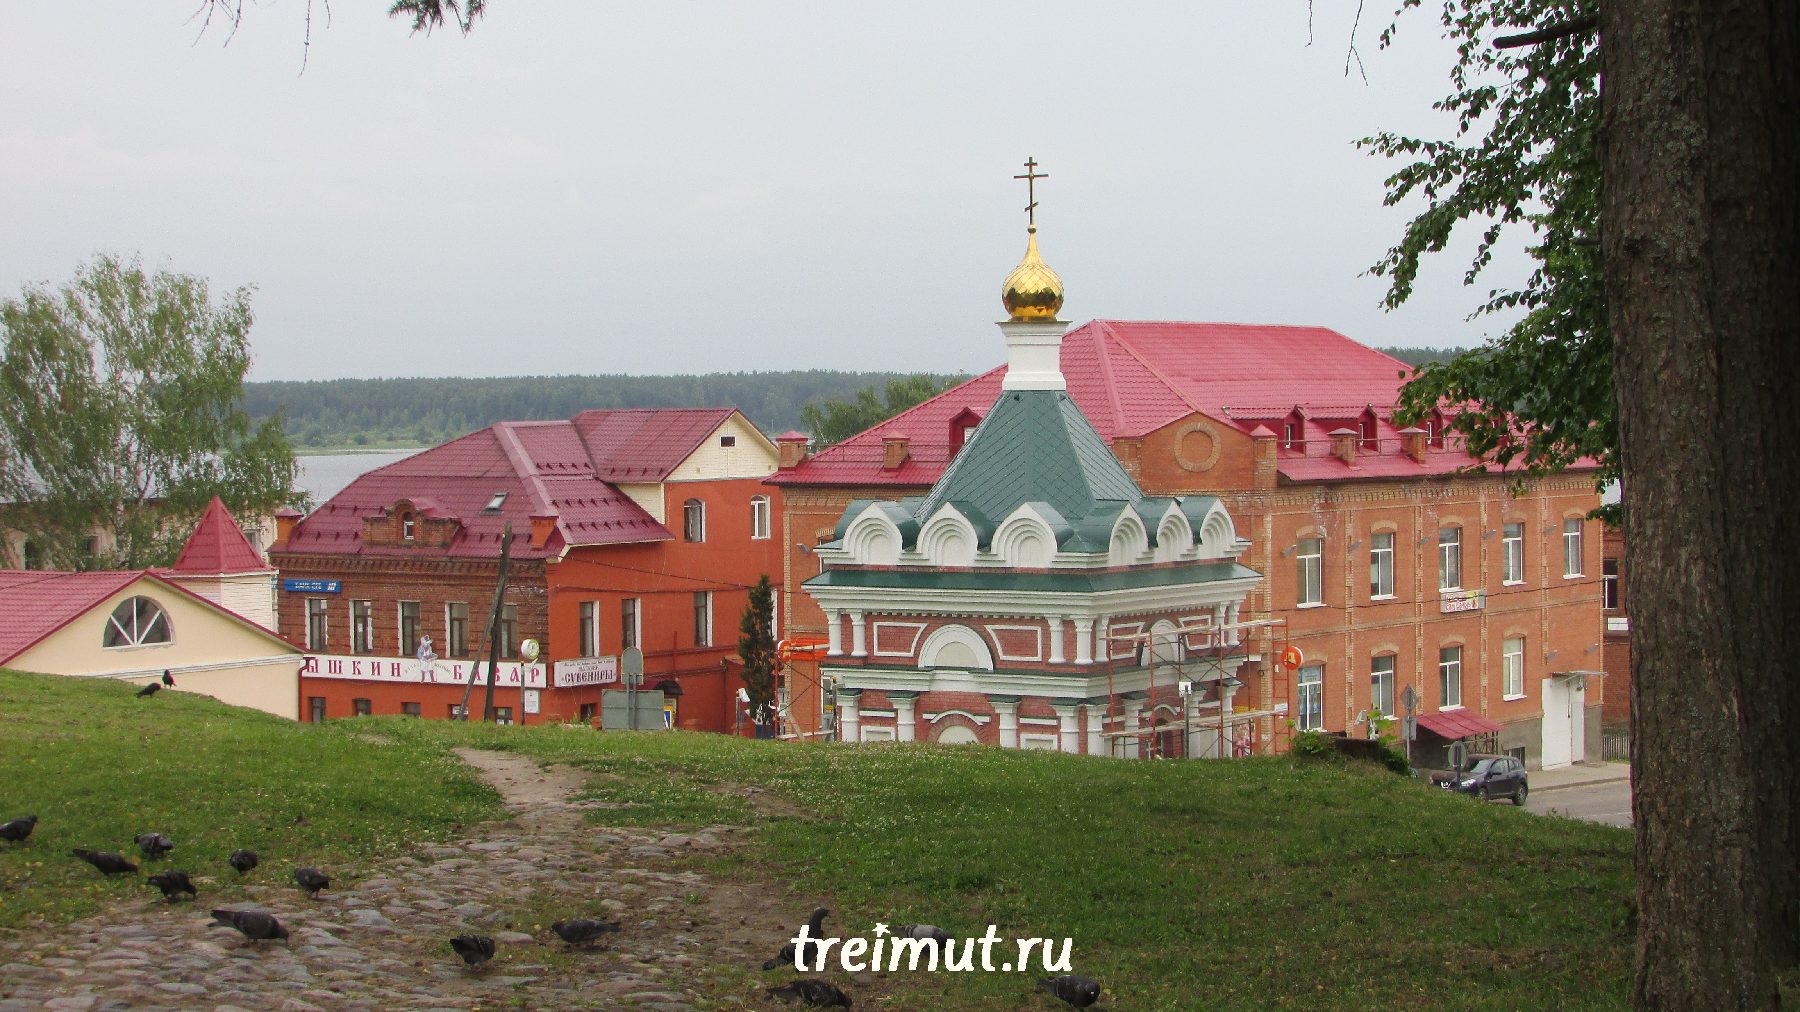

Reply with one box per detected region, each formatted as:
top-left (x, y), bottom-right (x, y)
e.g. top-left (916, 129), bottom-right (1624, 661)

top-left (774, 320), bottom-right (1588, 488)
top-left (278, 410), bottom-right (750, 560)
top-left (0, 569), bottom-right (298, 665)
top-left (169, 497), bottom-right (271, 575)
top-left (1416, 709), bottom-right (1505, 740)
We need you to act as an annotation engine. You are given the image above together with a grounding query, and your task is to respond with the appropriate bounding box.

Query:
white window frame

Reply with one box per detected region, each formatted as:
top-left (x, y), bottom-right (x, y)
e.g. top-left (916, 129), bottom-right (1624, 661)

top-left (1603, 558), bottom-right (1620, 610)
top-left (499, 603), bottom-right (519, 659)
top-left (750, 495), bottom-right (771, 540)
top-left (1502, 637), bottom-right (1525, 700)
top-left (683, 498), bottom-right (706, 543)
top-left (1297, 664), bottom-right (1325, 731)
top-left (1296, 536), bottom-right (1324, 607)
top-left (692, 591), bottom-right (712, 647)
top-left (445, 601), bottom-right (470, 657)
top-left (1439, 645), bottom-right (1464, 709)
top-left (306, 598), bottom-right (329, 652)
top-left (1502, 522), bottom-right (1526, 584)
top-left (103, 596), bottom-right (172, 649)
top-left (622, 597), bottom-right (641, 650)
top-left (1369, 532), bottom-right (1395, 599)
top-left (1371, 655), bottom-right (1396, 719)
top-left (579, 600), bottom-right (600, 657)
top-left (1563, 518), bottom-right (1584, 577)
top-left (1438, 527), bottom-right (1463, 591)
top-left (351, 599), bottom-right (373, 654)
top-left (399, 600), bottom-right (421, 656)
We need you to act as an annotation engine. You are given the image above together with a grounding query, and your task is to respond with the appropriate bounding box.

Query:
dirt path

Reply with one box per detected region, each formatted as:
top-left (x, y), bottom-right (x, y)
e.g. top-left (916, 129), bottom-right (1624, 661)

top-left (0, 749), bottom-right (802, 1010)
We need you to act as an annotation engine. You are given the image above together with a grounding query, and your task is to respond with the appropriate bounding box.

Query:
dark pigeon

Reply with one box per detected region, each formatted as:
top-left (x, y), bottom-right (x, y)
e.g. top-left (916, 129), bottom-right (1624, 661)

top-left (135, 682), bottom-right (160, 698)
top-left (765, 979), bottom-right (853, 1008)
top-left (211, 908), bottom-right (289, 944)
top-left (147, 869), bottom-right (197, 901)
top-left (1039, 975), bottom-right (1103, 1008)
top-left (0, 816), bottom-right (36, 844)
top-left (135, 833), bottom-right (174, 859)
top-left (762, 906), bottom-right (830, 970)
top-left (450, 933), bottom-right (496, 968)
top-left (294, 867), bottom-right (330, 897)
top-left (551, 918), bottom-right (621, 947)
top-left (72, 848), bottom-right (138, 875)
top-left (228, 849), bottom-right (259, 875)
top-left (161, 669), bottom-right (175, 687)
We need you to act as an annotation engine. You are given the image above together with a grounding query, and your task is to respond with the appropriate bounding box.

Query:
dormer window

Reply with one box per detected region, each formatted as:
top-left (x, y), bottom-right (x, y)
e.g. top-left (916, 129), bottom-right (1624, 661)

top-left (1358, 409), bottom-right (1378, 450)
top-left (1282, 420), bottom-right (1299, 450)
top-left (483, 491), bottom-right (508, 514)
top-left (1427, 411), bottom-right (1447, 448)
top-left (401, 511), bottom-right (416, 540)
top-left (948, 407), bottom-right (983, 455)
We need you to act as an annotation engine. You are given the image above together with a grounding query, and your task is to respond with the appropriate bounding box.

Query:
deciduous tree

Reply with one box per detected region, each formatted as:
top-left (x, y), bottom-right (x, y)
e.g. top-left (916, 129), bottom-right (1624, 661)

top-left (799, 374), bottom-right (961, 447)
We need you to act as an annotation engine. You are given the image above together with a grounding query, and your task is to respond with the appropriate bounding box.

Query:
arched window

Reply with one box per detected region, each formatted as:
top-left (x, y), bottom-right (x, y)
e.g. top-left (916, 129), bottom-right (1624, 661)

top-left (750, 495), bottom-right (771, 540)
top-left (104, 596), bottom-right (172, 648)
top-left (683, 498), bottom-right (706, 542)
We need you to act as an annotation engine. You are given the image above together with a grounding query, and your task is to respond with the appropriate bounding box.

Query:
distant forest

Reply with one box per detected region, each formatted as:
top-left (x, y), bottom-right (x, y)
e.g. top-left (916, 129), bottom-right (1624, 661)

top-left (249, 348), bottom-right (1469, 450)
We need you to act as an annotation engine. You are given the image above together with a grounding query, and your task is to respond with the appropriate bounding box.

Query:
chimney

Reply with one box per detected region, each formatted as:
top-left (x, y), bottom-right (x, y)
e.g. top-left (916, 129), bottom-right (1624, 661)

top-left (1248, 425), bottom-right (1278, 490)
top-left (881, 433), bottom-right (911, 470)
top-left (529, 514), bottom-right (558, 550)
top-left (776, 430), bottom-right (810, 469)
top-left (274, 507), bottom-right (302, 547)
top-left (1399, 426), bottom-right (1428, 463)
top-left (1329, 427), bottom-right (1359, 465)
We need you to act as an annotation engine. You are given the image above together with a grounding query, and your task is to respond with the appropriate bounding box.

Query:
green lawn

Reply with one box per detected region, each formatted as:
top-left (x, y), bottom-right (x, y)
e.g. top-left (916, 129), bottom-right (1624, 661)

top-left (0, 671), bottom-right (1634, 1009)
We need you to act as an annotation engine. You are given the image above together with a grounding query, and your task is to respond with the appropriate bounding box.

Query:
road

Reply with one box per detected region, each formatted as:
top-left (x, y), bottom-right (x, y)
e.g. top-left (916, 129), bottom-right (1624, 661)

top-left (1526, 779), bottom-right (1633, 828)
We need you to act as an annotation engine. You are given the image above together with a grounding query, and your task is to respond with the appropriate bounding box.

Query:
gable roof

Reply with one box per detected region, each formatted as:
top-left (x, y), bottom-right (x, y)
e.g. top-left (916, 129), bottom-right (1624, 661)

top-left (170, 496), bottom-right (270, 575)
top-left (0, 569), bottom-right (298, 665)
top-left (572, 408), bottom-right (740, 482)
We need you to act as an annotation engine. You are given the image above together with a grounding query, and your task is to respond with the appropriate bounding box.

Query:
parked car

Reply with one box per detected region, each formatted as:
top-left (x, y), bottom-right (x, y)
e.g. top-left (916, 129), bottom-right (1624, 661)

top-left (1435, 753), bottom-right (1529, 804)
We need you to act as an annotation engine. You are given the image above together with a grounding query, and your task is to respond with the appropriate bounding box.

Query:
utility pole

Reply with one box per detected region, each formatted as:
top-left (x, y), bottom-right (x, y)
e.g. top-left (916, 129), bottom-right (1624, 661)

top-left (453, 521), bottom-right (513, 722)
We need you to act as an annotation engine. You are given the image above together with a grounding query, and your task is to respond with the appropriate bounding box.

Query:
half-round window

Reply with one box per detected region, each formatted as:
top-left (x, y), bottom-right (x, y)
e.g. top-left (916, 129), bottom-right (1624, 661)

top-left (104, 596), bottom-right (172, 648)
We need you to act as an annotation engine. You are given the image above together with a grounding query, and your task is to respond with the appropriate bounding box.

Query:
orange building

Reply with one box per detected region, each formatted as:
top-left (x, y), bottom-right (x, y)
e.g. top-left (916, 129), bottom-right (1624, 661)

top-left (775, 322), bottom-right (1605, 768)
top-left (270, 409), bottom-right (784, 731)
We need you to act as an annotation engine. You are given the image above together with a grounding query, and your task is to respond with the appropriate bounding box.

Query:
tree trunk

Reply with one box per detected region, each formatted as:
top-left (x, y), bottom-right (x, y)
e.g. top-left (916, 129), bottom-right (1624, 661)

top-left (1601, 1), bottom-right (1800, 1006)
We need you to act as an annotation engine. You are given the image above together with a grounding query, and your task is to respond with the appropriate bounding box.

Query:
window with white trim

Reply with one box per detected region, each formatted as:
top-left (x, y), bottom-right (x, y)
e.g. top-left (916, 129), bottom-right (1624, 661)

top-left (692, 591), bottom-right (712, 647)
top-left (351, 599), bottom-right (373, 654)
top-left (622, 597), bottom-right (640, 650)
top-left (1503, 522), bottom-right (1525, 584)
top-left (499, 604), bottom-right (519, 659)
top-left (1297, 536), bottom-right (1324, 606)
top-left (1438, 527), bottom-right (1463, 591)
top-left (446, 602), bottom-right (470, 657)
top-left (399, 601), bottom-right (420, 656)
top-left (1563, 518), bottom-right (1584, 577)
top-left (1439, 645), bottom-right (1463, 709)
top-left (1371, 655), bottom-right (1396, 719)
top-left (104, 596), bottom-right (171, 648)
top-left (683, 498), bottom-right (706, 542)
top-left (1297, 663), bottom-right (1324, 731)
top-left (1603, 558), bottom-right (1620, 610)
top-left (1502, 637), bottom-right (1525, 699)
top-left (750, 495), bottom-right (771, 540)
top-left (579, 601), bottom-right (600, 656)
top-left (1370, 532), bottom-right (1395, 598)
top-left (306, 598), bottom-right (329, 651)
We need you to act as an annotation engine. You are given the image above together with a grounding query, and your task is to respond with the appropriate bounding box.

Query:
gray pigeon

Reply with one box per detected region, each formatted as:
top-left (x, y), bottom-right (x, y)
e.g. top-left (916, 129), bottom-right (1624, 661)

top-left (0, 815), bottom-right (35, 844)
top-left (1039, 975), bottom-right (1103, 1007)
top-left (135, 682), bottom-right (160, 698)
top-left (72, 848), bottom-right (137, 875)
top-left (147, 869), bottom-right (196, 901)
top-left (294, 867), bottom-right (330, 897)
top-left (211, 908), bottom-right (289, 944)
top-left (897, 923), bottom-right (951, 945)
top-left (762, 906), bottom-right (830, 970)
top-left (228, 849), bottom-right (259, 875)
top-left (135, 833), bottom-right (174, 859)
top-left (765, 978), bottom-right (853, 1008)
top-left (551, 918), bottom-right (621, 947)
top-left (450, 934), bottom-right (496, 967)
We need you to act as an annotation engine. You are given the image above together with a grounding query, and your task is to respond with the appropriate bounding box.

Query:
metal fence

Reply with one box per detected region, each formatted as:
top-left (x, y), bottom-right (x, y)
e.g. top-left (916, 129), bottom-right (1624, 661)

top-left (1602, 731), bottom-right (1631, 762)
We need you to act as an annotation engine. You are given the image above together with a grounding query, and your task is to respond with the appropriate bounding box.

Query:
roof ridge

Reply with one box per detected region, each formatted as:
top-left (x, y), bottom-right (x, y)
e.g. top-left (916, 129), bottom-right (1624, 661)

top-left (1104, 323), bottom-right (1208, 417)
top-left (492, 422), bottom-right (556, 519)
top-left (1088, 321), bottom-right (1128, 436)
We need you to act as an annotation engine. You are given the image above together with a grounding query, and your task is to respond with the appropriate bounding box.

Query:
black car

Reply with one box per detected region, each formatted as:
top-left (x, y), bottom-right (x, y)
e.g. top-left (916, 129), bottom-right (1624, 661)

top-left (1436, 754), bottom-right (1529, 804)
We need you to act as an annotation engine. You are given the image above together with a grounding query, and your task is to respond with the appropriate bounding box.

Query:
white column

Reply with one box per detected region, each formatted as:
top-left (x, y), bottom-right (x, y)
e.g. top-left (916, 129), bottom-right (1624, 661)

top-left (1046, 616), bottom-right (1066, 664)
top-left (1074, 619), bottom-right (1094, 665)
top-left (892, 694), bottom-right (917, 742)
top-left (1120, 698), bottom-right (1144, 759)
top-left (1053, 702), bottom-right (1081, 753)
top-left (1184, 692), bottom-right (1208, 759)
top-left (825, 610), bottom-right (843, 656)
top-left (839, 690), bottom-right (861, 743)
top-left (1094, 617), bottom-right (1110, 662)
top-left (1225, 602), bottom-right (1241, 646)
top-left (1219, 680), bottom-right (1241, 757)
top-left (848, 611), bottom-right (867, 657)
top-left (992, 697), bottom-right (1020, 749)
top-left (1085, 703), bottom-right (1106, 756)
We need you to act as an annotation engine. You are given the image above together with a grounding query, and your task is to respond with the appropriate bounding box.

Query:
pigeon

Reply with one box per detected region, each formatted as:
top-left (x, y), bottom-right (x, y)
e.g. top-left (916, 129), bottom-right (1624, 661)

top-left (765, 979), bottom-right (853, 1008)
top-left (135, 833), bottom-right (175, 859)
top-left (211, 908), bottom-right (289, 944)
top-left (72, 848), bottom-right (138, 875)
top-left (762, 906), bottom-right (830, 970)
top-left (161, 669), bottom-right (175, 687)
top-left (897, 923), bottom-right (951, 945)
top-left (147, 869), bottom-right (196, 901)
top-left (0, 816), bottom-right (36, 844)
top-left (135, 682), bottom-right (160, 698)
top-left (228, 849), bottom-right (259, 875)
top-left (551, 918), bottom-right (621, 947)
top-left (450, 933), bottom-right (496, 968)
top-left (1039, 975), bottom-right (1103, 1008)
top-left (294, 867), bottom-right (330, 897)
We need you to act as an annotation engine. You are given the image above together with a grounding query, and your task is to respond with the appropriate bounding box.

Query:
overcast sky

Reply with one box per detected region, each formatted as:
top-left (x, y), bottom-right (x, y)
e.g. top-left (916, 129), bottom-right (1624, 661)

top-left (0, 3), bottom-right (1526, 383)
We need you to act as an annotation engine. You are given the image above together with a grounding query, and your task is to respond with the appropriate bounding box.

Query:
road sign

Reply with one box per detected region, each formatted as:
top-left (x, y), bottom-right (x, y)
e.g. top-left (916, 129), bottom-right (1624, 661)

top-left (520, 638), bottom-right (541, 663)
top-left (1400, 683), bottom-right (1419, 713)
top-left (1279, 645), bottom-right (1305, 670)
top-left (1402, 715), bottom-right (1417, 741)
top-left (621, 646), bottom-right (644, 689)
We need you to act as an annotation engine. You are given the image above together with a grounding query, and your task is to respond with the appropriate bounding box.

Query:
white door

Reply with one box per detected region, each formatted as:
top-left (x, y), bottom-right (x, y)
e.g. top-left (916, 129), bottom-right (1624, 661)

top-left (1541, 677), bottom-right (1573, 769)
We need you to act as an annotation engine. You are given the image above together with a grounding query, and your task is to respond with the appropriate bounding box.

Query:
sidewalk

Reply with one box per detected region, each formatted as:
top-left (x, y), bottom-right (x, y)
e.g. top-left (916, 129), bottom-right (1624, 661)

top-left (1532, 760), bottom-right (1631, 793)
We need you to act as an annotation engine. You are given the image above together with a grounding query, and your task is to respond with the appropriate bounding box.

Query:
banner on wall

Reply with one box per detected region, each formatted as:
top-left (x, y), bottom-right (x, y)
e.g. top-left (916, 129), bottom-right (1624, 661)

top-left (301, 654), bottom-right (547, 688)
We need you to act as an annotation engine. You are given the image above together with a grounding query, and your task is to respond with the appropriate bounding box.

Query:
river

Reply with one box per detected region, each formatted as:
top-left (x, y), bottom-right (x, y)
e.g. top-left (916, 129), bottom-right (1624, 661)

top-left (296, 449), bottom-right (424, 505)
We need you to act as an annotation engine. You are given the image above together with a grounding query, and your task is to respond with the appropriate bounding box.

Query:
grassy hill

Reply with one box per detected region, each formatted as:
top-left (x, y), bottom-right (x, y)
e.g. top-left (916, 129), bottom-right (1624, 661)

top-left (0, 671), bottom-right (1634, 1008)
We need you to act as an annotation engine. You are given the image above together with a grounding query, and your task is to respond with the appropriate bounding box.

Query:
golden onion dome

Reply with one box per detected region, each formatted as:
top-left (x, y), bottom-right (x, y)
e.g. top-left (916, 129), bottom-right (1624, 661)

top-left (1001, 227), bottom-right (1064, 322)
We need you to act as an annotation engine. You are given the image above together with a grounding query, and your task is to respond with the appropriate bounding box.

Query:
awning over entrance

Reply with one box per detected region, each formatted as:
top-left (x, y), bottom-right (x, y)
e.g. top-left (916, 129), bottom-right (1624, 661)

top-left (1416, 710), bottom-right (1504, 740)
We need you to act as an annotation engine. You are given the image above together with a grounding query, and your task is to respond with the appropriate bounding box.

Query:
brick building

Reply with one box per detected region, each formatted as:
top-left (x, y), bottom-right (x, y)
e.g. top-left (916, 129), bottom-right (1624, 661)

top-left (776, 290), bottom-right (1605, 768)
top-left (270, 409), bottom-right (784, 730)
top-left (1601, 522), bottom-right (1629, 728)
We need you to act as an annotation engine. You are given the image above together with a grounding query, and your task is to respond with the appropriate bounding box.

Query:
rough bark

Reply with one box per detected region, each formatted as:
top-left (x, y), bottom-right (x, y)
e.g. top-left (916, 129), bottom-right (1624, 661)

top-left (1602, 0), bottom-right (1800, 1006)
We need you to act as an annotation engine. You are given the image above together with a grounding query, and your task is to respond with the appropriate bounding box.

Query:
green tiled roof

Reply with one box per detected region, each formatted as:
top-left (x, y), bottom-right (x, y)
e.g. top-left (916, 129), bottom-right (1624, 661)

top-left (806, 561), bottom-right (1259, 594)
top-left (917, 389), bottom-right (1143, 531)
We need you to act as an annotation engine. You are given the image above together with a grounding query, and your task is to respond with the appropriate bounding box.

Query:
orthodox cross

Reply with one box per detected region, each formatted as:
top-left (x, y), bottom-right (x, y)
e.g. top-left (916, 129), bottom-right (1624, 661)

top-left (1014, 157), bottom-right (1048, 228)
